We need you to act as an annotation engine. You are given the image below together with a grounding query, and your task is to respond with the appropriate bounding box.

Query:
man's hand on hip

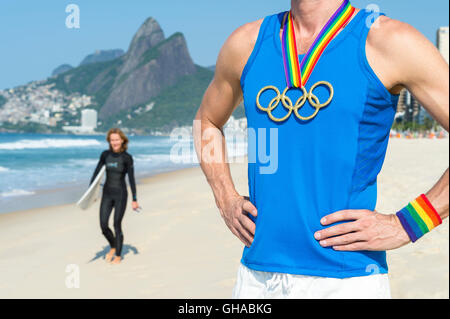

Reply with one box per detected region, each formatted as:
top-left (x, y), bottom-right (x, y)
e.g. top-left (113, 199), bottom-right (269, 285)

top-left (314, 209), bottom-right (410, 251)
top-left (219, 195), bottom-right (257, 247)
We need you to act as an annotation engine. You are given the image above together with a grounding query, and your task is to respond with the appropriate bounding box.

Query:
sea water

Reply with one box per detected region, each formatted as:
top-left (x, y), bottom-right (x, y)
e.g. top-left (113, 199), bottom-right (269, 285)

top-left (0, 132), bottom-right (246, 214)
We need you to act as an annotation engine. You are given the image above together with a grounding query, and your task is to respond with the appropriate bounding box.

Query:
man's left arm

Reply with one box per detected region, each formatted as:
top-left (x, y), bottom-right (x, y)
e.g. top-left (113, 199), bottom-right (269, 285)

top-left (315, 18), bottom-right (449, 251)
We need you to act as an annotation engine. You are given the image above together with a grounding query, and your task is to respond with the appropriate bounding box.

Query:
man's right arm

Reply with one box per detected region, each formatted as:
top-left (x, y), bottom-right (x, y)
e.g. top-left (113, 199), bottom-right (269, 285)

top-left (193, 21), bottom-right (262, 247)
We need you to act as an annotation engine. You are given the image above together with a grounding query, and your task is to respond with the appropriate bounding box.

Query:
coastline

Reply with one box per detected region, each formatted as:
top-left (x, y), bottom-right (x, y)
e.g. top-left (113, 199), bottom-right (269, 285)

top-left (0, 155), bottom-right (248, 298)
top-left (0, 151), bottom-right (247, 215)
top-left (0, 162), bottom-right (199, 215)
top-left (0, 139), bottom-right (447, 298)
top-left (0, 163), bottom-right (203, 219)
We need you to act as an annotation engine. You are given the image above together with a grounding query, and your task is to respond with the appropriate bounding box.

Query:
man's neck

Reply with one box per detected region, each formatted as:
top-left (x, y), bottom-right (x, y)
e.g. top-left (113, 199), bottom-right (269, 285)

top-left (291, 0), bottom-right (345, 37)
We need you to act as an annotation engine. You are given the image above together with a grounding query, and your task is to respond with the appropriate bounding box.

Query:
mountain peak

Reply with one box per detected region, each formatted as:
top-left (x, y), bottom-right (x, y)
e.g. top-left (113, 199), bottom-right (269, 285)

top-left (51, 64), bottom-right (74, 76)
top-left (129, 17), bottom-right (165, 52)
top-left (97, 17), bottom-right (196, 119)
top-left (118, 17), bottom-right (165, 76)
top-left (79, 49), bottom-right (125, 66)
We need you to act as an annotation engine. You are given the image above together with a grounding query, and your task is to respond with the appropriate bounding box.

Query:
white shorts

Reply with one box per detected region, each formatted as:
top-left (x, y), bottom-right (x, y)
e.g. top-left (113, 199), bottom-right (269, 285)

top-left (232, 263), bottom-right (391, 299)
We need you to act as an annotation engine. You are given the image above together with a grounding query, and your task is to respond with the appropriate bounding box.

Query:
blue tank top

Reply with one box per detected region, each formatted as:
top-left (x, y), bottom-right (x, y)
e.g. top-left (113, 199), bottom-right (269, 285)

top-left (240, 9), bottom-right (400, 278)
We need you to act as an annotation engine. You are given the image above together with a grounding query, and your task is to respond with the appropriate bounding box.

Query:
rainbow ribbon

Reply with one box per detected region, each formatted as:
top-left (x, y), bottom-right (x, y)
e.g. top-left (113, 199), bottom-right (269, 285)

top-left (281, 0), bottom-right (355, 88)
top-left (396, 194), bottom-right (442, 242)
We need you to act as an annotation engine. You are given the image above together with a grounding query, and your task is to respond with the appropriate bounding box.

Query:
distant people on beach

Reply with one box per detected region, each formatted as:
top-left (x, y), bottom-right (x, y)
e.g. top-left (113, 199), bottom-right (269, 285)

top-left (90, 128), bottom-right (140, 264)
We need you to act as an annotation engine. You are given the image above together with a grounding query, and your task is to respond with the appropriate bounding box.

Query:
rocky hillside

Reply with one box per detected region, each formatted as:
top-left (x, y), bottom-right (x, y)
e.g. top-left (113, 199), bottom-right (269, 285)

top-left (9, 17), bottom-right (244, 134)
top-left (99, 18), bottom-right (197, 119)
top-left (79, 49), bottom-right (124, 66)
top-left (52, 64), bottom-right (74, 76)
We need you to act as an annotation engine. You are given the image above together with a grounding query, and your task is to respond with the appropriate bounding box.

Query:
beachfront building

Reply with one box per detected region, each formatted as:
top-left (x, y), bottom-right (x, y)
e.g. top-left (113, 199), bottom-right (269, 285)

top-left (395, 27), bottom-right (448, 127)
top-left (63, 109), bottom-right (98, 134)
top-left (81, 109), bottom-right (97, 129)
top-left (396, 88), bottom-right (434, 128)
top-left (437, 26), bottom-right (449, 64)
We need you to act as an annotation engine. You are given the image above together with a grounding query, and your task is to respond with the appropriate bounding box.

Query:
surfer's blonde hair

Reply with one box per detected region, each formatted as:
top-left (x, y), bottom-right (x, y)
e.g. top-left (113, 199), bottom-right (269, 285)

top-left (106, 128), bottom-right (129, 152)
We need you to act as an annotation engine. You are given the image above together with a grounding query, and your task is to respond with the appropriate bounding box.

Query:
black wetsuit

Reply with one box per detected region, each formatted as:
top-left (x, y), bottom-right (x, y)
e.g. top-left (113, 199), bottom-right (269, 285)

top-left (90, 150), bottom-right (137, 257)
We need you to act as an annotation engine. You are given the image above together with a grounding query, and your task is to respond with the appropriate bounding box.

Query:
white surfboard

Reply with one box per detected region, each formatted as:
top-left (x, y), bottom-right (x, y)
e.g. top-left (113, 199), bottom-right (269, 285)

top-left (77, 165), bottom-right (106, 210)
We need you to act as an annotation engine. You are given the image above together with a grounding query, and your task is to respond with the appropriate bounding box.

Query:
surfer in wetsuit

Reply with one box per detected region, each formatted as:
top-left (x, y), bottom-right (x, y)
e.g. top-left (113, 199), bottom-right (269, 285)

top-left (90, 128), bottom-right (139, 264)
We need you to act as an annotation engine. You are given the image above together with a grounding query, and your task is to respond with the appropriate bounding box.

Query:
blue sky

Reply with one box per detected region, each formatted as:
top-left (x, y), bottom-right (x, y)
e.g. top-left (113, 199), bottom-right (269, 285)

top-left (0, 0), bottom-right (448, 90)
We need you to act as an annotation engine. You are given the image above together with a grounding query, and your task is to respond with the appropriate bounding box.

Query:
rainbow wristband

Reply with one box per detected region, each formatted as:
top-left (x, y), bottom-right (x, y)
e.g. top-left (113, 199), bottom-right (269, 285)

top-left (396, 194), bottom-right (442, 242)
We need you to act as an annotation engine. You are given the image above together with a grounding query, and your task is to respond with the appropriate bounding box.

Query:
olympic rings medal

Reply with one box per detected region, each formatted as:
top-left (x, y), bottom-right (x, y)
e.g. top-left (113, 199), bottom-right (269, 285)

top-left (308, 81), bottom-right (334, 108)
top-left (256, 85), bottom-right (280, 112)
top-left (255, 81), bottom-right (334, 122)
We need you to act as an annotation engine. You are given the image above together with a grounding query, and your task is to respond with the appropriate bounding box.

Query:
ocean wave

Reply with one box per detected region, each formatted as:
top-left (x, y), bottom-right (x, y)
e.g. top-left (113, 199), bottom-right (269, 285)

top-left (134, 142), bottom-right (248, 164)
top-left (1, 189), bottom-right (35, 197)
top-left (134, 154), bottom-right (175, 165)
top-left (0, 166), bottom-right (9, 173)
top-left (66, 158), bottom-right (99, 167)
top-left (0, 138), bottom-right (102, 150)
top-left (130, 139), bottom-right (173, 148)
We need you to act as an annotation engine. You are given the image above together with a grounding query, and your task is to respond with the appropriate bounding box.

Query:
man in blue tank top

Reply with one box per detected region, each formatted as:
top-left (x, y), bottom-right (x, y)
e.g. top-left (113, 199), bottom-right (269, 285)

top-left (194, 0), bottom-right (448, 298)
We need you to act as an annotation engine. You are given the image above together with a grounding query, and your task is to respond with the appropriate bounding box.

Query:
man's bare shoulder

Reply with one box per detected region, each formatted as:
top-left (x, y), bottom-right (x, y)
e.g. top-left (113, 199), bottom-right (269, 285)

top-left (366, 15), bottom-right (443, 89)
top-left (216, 19), bottom-right (264, 81)
top-left (367, 16), bottom-right (429, 58)
top-left (226, 19), bottom-right (264, 55)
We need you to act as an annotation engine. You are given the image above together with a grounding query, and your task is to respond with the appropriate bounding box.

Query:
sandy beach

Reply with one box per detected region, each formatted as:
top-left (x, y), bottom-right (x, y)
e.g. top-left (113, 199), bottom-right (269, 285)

top-left (0, 138), bottom-right (448, 299)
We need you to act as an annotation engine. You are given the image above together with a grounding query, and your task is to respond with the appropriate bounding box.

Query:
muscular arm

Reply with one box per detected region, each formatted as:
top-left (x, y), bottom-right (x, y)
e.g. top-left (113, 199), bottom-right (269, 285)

top-left (316, 17), bottom-right (449, 250)
top-left (90, 151), bottom-right (107, 186)
top-left (366, 17), bottom-right (449, 220)
top-left (193, 21), bottom-right (262, 246)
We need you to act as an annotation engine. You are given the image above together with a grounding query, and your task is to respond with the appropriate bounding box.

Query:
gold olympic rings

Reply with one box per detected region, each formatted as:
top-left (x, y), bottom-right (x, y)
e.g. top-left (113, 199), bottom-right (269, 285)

top-left (256, 81), bottom-right (334, 122)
